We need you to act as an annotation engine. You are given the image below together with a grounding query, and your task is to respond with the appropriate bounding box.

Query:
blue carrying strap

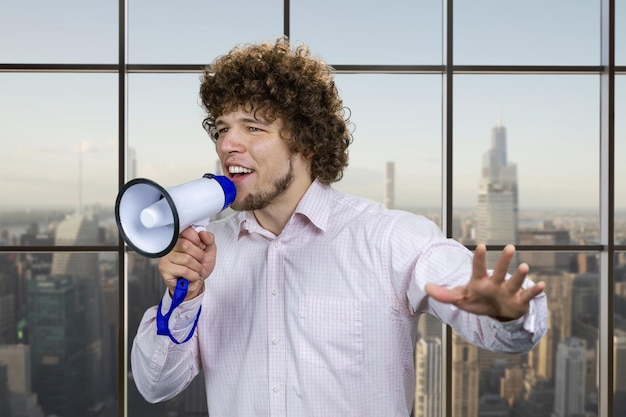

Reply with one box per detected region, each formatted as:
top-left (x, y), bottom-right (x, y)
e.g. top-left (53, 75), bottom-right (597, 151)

top-left (156, 278), bottom-right (202, 344)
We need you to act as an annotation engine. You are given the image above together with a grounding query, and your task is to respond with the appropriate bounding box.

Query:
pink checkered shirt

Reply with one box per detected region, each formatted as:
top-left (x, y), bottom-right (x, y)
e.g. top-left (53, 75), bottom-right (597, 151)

top-left (131, 180), bottom-right (548, 417)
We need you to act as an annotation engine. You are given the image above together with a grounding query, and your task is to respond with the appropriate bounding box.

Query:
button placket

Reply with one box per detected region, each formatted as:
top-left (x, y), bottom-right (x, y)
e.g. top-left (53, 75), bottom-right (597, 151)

top-left (267, 238), bottom-right (287, 416)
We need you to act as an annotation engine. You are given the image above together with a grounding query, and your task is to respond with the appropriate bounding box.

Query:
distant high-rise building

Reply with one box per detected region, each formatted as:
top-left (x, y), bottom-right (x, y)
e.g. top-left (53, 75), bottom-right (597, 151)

top-left (529, 272), bottom-right (574, 381)
top-left (48, 210), bottom-right (113, 411)
top-left (0, 254), bottom-right (19, 345)
top-left (452, 333), bottom-right (479, 417)
top-left (571, 273), bottom-right (598, 349)
top-left (510, 373), bottom-right (554, 417)
top-left (28, 277), bottom-right (87, 417)
top-left (615, 330), bottom-right (626, 416)
top-left (553, 337), bottom-right (586, 417)
top-left (414, 337), bottom-right (441, 417)
top-left (0, 364), bottom-right (10, 417)
top-left (475, 122), bottom-right (519, 267)
top-left (518, 229), bottom-right (571, 272)
top-left (0, 344), bottom-right (45, 417)
top-left (417, 313), bottom-right (442, 341)
top-left (478, 394), bottom-right (509, 417)
top-left (385, 161), bottom-right (395, 209)
top-left (127, 146), bottom-right (137, 180)
top-left (499, 367), bottom-right (525, 407)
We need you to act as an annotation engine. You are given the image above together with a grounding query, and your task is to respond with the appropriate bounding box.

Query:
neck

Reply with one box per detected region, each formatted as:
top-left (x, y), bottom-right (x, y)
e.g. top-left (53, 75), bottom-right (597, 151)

top-left (253, 177), bottom-right (313, 236)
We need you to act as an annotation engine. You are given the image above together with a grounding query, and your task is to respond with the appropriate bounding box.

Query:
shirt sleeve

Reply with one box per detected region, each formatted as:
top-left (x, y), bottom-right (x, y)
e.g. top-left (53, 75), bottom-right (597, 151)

top-left (388, 212), bottom-right (548, 354)
top-left (130, 289), bottom-right (204, 403)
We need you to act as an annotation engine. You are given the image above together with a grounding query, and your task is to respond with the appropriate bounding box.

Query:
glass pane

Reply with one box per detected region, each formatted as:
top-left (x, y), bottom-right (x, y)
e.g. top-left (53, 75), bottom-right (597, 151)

top-left (617, 76), bottom-right (626, 244)
top-left (291, 0), bottom-right (442, 65)
top-left (0, 0), bottom-right (118, 64)
top-left (333, 74), bottom-right (442, 217)
top-left (0, 74), bottom-right (119, 247)
top-left (127, 74), bottom-right (218, 184)
top-left (618, 0), bottom-right (626, 65)
top-left (454, 0), bottom-right (600, 65)
top-left (451, 251), bottom-right (599, 417)
top-left (0, 251), bottom-right (119, 416)
top-left (453, 75), bottom-right (599, 248)
top-left (128, 0), bottom-right (283, 64)
top-left (616, 252), bottom-right (626, 415)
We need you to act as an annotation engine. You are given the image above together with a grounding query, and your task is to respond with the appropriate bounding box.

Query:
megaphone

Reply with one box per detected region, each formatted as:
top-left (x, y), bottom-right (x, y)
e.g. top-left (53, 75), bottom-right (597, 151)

top-left (115, 173), bottom-right (236, 344)
top-left (115, 173), bottom-right (236, 259)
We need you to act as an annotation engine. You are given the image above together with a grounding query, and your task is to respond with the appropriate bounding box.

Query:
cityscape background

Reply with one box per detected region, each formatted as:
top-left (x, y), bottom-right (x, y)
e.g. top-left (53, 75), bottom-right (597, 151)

top-left (1, 119), bottom-right (626, 416)
top-left (1, 0), bottom-right (626, 416)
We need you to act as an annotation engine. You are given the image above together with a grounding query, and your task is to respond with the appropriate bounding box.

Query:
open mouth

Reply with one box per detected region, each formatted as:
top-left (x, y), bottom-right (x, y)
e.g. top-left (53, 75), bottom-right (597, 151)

top-left (228, 165), bottom-right (255, 178)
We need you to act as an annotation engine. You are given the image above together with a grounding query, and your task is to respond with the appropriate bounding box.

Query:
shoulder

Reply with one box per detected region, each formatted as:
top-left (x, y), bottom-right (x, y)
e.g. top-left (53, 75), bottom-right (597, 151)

top-left (328, 187), bottom-right (442, 238)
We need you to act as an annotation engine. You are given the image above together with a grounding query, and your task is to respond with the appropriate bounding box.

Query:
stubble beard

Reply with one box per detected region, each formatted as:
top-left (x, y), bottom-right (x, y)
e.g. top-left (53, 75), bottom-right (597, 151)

top-left (231, 158), bottom-right (295, 212)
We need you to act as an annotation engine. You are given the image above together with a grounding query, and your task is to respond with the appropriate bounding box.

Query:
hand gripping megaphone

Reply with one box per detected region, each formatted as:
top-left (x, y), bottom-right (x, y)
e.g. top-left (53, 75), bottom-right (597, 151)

top-left (115, 173), bottom-right (236, 344)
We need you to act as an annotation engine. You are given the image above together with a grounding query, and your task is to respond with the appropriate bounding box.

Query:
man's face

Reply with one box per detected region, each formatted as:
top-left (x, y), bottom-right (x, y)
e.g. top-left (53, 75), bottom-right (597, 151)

top-left (214, 109), bottom-right (310, 212)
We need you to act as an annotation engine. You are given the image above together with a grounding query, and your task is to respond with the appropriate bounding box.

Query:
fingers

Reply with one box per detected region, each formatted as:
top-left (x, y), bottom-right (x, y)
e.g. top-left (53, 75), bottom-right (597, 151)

top-left (159, 229), bottom-right (216, 284)
top-left (471, 244), bottom-right (488, 280)
top-left (519, 281), bottom-right (545, 304)
top-left (505, 261), bottom-right (529, 290)
top-left (491, 244), bottom-right (516, 284)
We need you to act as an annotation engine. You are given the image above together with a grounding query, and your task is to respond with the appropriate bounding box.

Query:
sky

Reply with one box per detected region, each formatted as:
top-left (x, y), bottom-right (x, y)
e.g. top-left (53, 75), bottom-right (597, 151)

top-left (1, 0), bottom-right (625, 212)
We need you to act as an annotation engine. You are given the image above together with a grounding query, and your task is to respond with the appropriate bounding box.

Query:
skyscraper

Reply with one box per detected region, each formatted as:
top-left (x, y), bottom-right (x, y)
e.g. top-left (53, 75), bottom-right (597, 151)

top-left (475, 121), bottom-right (519, 267)
top-left (553, 337), bottom-right (586, 417)
top-left (414, 337), bottom-right (441, 417)
top-left (45, 209), bottom-right (113, 413)
top-left (385, 161), bottom-right (395, 209)
top-left (615, 330), bottom-right (626, 415)
top-left (452, 333), bottom-right (480, 417)
top-left (0, 344), bottom-right (45, 417)
top-left (28, 277), bottom-right (87, 417)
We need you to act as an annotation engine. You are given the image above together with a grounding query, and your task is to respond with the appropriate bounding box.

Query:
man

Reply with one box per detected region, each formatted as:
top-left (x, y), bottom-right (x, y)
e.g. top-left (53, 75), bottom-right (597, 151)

top-left (131, 37), bottom-right (548, 417)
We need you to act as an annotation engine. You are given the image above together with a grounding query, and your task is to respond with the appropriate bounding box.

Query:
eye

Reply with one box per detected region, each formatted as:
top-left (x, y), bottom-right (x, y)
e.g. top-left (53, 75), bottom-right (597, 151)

top-left (203, 121), bottom-right (221, 143)
top-left (211, 127), bottom-right (228, 142)
top-left (248, 126), bottom-right (264, 133)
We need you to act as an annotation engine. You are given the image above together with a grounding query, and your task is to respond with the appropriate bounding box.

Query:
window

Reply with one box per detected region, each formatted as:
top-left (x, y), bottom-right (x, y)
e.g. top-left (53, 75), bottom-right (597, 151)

top-left (1, 1), bottom-right (624, 416)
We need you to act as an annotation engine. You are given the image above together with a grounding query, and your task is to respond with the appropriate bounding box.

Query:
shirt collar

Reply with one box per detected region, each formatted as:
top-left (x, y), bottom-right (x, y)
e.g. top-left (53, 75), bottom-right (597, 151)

top-left (292, 179), bottom-right (331, 232)
top-left (236, 179), bottom-right (332, 237)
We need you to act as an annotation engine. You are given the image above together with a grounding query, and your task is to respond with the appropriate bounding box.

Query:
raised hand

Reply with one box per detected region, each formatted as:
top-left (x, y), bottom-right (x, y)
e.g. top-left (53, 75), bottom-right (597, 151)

top-left (424, 244), bottom-right (545, 321)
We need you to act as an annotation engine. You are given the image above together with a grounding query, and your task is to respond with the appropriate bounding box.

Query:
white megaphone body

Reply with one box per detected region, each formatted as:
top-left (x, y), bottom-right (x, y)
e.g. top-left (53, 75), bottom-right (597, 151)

top-left (115, 173), bottom-right (236, 259)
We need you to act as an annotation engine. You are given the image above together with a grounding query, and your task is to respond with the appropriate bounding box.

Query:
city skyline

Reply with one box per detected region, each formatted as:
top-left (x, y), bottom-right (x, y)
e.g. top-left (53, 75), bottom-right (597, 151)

top-left (1, 120), bottom-right (625, 417)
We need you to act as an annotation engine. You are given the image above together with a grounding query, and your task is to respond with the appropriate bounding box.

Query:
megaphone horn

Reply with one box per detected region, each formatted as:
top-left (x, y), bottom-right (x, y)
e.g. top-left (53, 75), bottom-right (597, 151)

top-left (114, 173), bottom-right (236, 259)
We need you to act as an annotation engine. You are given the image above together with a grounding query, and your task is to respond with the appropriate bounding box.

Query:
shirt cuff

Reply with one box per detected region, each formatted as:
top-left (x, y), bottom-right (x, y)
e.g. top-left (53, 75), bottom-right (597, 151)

top-left (486, 314), bottom-right (526, 332)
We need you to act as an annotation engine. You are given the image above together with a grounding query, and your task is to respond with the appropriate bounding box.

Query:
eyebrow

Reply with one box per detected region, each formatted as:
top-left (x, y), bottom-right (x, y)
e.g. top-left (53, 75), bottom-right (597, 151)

top-left (215, 116), bottom-right (271, 126)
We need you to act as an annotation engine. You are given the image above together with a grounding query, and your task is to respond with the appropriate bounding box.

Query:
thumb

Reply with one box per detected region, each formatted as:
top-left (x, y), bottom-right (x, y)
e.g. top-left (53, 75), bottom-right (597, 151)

top-left (425, 283), bottom-right (465, 304)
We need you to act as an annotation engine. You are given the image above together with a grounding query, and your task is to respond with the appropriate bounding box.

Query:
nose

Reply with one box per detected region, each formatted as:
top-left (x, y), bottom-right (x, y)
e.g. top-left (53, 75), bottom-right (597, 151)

top-left (218, 127), bottom-right (246, 154)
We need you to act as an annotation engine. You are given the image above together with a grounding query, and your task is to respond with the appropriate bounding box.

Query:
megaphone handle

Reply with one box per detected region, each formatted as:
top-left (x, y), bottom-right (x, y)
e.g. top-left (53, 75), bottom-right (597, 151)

top-left (156, 278), bottom-right (202, 344)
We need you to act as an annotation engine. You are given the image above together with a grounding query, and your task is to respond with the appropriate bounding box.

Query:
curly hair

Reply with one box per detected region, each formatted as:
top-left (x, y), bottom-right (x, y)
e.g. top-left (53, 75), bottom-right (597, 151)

top-left (199, 37), bottom-right (353, 184)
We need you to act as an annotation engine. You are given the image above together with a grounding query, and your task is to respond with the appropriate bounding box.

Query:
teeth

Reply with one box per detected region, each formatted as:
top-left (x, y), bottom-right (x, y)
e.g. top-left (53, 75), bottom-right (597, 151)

top-left (228, 166), bottom-right (254, 174)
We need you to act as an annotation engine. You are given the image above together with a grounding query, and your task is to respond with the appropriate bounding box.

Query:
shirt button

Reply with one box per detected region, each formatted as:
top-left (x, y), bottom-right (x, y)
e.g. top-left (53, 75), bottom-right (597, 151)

top-left (272, 289), bottom-right (278, 296)
top-left (274, 241), bottom-right (281, 248)
top-left (272, 336), bottom-right (280, 345)
top-left (273, 385), bottom-right (281, 393)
